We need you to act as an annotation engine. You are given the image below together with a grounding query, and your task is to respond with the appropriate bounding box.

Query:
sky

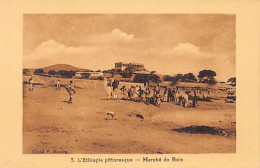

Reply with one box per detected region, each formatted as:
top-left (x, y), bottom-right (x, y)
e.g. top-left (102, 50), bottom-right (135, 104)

top-left (23, 14), bottom-right (236, 81)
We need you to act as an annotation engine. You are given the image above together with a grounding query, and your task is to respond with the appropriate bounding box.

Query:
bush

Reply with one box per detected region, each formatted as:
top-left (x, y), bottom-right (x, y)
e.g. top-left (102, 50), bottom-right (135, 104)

top-left (58, 70), bottom-right (76, 78)
top-left (134, 74), bottom-right (149, 83)
top-left (34, 69), bottom-right (44, 75)
top-left (208, 78), bottom-right (217, 85)
top-left (48, 70), bottom-right (57, 75)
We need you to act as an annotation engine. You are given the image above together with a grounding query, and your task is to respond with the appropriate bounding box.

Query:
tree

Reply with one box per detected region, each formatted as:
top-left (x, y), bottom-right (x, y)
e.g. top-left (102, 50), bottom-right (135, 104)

top-left (124, 67), bottom-right (136, 74)
top-left (121, 72), bottom-right (132, 81)
top-left (34, 69), bottom-right (44, 75)
top-left (198, 70), bottom-right (216, 83)
top-left (171, 74), bottom-right (183, 86)
top-left (227, 77), bottom-right (236, 86)
top-left (133, 74), bottom-right (160, 84)
top-left (163, 75), bottom-right (174, 81)
top-left (23, 69), bottom-right (29, 75)
top-left (150, 74), bottom-right (161, 83)
top-left (48, 70), bottom-right (57, 75)
top-left (182, 73), bottom-right (197, 82)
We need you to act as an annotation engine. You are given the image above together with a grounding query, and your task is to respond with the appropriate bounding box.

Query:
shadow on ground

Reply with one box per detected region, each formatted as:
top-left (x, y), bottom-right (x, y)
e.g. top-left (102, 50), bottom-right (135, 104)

top-left (171, 125), bottom-right (236, 137)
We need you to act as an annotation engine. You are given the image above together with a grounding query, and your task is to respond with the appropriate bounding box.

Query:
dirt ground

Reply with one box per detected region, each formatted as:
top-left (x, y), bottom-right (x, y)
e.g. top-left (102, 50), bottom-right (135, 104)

top-left (23, 82), bottom-right (236, 154)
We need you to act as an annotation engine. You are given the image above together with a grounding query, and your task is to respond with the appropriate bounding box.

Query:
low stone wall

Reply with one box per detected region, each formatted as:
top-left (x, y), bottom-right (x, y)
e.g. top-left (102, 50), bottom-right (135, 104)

top-left (23, 75), bottom-right (104, 89)
top-left (23, 75), bottom-right (146, 90)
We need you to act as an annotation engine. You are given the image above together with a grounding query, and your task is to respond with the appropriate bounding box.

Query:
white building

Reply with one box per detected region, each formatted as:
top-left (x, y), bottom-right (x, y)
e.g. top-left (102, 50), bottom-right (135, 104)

top-left (115, 62), bottom-right (144, 71)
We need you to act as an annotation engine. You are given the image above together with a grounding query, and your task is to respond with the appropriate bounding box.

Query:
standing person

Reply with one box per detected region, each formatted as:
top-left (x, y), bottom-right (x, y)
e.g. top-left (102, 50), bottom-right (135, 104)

top-left (167, 88), bottom-right (172, 102)
top-left (163, 87), bottom-right (168, 102)
top-left (156, 85), bottom-right (160, 93)
top-left (144, 86), bottom-right (150, 103)
top-left (175, 89), bottom-right (180, 104)
top-left (120, 85), bottom-right (128, 99)
top-left (134, 85), bottom-right (139, 100)
top-left (112, 79), bottom-right (119, 100)
top-left (103, 77), bottom-right (107, 90)
top-left (129, 86), bottom-right (136, 101)
top-left (155, 91), bottom-right (162, 107)
top-left (57, 79), bottom-right (61, 91)
top-left (193, 90), bottom-right (198, 108)
top-left (29, 83), bottom-right (34, 91)
top-left (106, 80), bottom-right (112, 100)
top-left (137, 86), bottom-right (145, 102)
top-left (110, 78), bottom-right (114, 98)
top-left (144, 89), bottom-right (149, 104)
top-left (183, 91), bottom-right (189, 108)
top-left (144, 80), bottom-right (147, 87)
top-left (28, 76), bottom-right (32, 84)
top-left (65, 81), bottom-right (76, 104)
top-left (50, 80), bottom-right (55, 87)
top-left (171, 89), bottom-right (175, 102)
top-left (150, 86), bottom-right (156, 104)
top-left (203, 91), bottom-right (207, 99)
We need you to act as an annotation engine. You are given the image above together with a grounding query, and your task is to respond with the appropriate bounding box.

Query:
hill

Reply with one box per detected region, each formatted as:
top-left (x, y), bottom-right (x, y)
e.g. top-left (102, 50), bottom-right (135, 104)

top-left (41, 64), bottom-right (91, 72)
top-left (23, 64), bottom-right (91, 75)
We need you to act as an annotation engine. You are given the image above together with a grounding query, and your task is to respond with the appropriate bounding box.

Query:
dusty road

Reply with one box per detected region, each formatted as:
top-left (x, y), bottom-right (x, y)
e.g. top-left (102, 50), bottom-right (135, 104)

top-left (23, 83), bottom-right (235, 154)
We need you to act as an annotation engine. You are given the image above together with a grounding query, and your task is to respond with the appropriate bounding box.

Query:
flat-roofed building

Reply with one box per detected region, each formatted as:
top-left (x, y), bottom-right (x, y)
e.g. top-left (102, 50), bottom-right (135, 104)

top-left (115, 62), bottom-right (144, 71)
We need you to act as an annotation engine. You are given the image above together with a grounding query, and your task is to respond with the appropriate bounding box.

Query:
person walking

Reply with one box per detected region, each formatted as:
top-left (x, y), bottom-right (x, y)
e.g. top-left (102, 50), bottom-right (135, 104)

top-left (65, 81), bottom-right (76, 104)
top-left (28, 76), bottom-right (34, 91)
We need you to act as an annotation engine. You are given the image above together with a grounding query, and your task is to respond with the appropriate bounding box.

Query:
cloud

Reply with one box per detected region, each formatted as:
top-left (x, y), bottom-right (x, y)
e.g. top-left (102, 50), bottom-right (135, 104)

top-left (24, 29), bottom-right (137, 69)
top-left (144, 43), bottom-right (235, 81)
top-left (86, 29), bottom-right (134, 45)
top-left (172, 43), bottom-right (200, 54)
top-left (32, 40), bottom-right (86, 54)
top-left (110, 29), bottom-right (134, 42)
top-left (24, 38), bottom-right (235, 81)
top-left (24, 40), bottom-right (101, 68)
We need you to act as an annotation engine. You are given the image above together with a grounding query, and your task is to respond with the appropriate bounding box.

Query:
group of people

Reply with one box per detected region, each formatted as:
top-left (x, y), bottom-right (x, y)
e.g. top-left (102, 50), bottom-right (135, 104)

top-left (28, 76), bottom-right (210, 106)
top-left (103, 77), bottom-right (202, 108)
top-left (104, 77), bottom-right (120, 100)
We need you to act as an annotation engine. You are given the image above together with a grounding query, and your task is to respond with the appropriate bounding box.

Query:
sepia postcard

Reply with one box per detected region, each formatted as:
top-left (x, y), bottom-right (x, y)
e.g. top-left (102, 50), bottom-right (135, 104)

top-left (0, 0), bottom-right (260, 168)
